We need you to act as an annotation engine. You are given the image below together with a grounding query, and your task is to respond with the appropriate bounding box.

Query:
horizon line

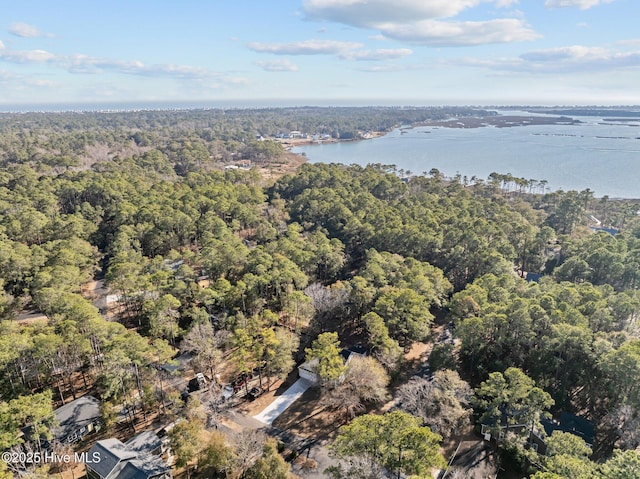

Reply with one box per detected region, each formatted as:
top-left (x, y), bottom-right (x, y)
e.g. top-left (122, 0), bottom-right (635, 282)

top-left (2, 100), bottom-right (640, 114)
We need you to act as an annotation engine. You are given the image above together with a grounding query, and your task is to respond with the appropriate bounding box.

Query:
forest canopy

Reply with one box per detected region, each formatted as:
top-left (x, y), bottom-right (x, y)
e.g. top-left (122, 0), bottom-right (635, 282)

top-left (1, 107), bottom-right (639, 478)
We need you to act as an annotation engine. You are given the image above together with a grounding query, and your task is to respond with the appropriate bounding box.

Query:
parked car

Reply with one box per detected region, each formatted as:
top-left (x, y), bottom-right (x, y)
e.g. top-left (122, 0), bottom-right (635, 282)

top-left (196, 372), bottom-right (208, 389)
top-left (222, 385), bottom-right (235, 400)
top-left (187, 372), bottom-right (209, 393)
top-left (252, 362), bottom-right (267, 377)
top-left (232, 371), bottom-right (253, 392)
top-left (247, 386), bottom-right (265, 401)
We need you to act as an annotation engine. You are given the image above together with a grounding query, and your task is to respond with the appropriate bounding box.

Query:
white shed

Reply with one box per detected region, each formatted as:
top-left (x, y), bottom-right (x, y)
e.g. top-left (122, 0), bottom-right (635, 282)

top-left (297, 357), bottom-right (320, 385)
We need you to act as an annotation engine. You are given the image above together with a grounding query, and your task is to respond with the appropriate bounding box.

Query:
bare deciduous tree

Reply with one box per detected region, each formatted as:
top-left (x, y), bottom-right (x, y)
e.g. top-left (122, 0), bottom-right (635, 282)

top-left (325, 453), bottom-right (385, 479)
top-left (304, 282), bottom-right (348, 317)
top-left (203, 383), bottom-right (230, 429)
top-left (324, 356), bottom-right (389, 419)
top-left (395, 369), bottom-right (473, 438)
top-left (232, 429), bottom-right (266, 477)
top-left (181, 322), bottom-right (226, 379)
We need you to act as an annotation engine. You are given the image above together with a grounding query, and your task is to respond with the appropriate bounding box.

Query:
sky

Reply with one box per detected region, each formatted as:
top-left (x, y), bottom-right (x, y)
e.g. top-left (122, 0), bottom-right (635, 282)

top-left (1, 0), bottom-right (638, 108)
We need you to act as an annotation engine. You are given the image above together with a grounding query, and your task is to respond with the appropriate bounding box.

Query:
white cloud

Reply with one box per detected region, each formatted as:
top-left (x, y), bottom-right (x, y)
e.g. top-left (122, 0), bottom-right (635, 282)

top-left (61, 54), bottom-right (223, 80)
top-left (0, 69), bottom-right (18, 80)
top-left (456, 44), bottom-right (640, 73)
top-left (303, 0), bottom-right (485, 25)
top-left (339, 48), bottom-right (412, 61)
top-left (545, 0), bottom-right (614, 9)
top-left (247, 39), bottom-right (362, 55)
top-left (520, 45), bottom-right (608, 62)
top-left (0, 48), bottom-right (55, 63)
top-left (0, 69), bottom-right (56, 89)
top-left (0, 46), bottom-right (207, 77)
top-left (617, 39), bottom-right (640, 47)
top-left (378, 18), bottom-right (539, 46)
top-left (0, 45), bottom-right (247, 88)
top-left (226, 77), bottom-right (251, 85)
top-left (520, 45), bottom-right (640, 71)
top-left (255, 59), bottom-right (299, 72)
top-left (357, 62), bottom-right (428, 72)
top-left (27, 78), bottom-right (55, 87)
top-left (248, 38), bottom-right (413, 62)
top-left (9, 22), bottom-right (54, 38)
top-left (302, 0), bottom-right (537, 46)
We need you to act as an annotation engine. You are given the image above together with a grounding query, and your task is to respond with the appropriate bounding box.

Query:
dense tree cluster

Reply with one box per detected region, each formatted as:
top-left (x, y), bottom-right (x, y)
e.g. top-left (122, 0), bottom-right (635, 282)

top-left (0, 107), bottom-right (492, 174)
top-left (328, 411), bottom-right (445, 479)
top-left (0, 108), bottom-right (639, 478)
top-left (451, 272), bottom-right (640, 451)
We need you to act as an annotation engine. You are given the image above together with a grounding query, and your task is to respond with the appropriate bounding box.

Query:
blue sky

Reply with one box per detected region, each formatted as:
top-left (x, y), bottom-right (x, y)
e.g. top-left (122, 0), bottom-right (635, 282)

top-left (1, 0), bottom-right (638, 107)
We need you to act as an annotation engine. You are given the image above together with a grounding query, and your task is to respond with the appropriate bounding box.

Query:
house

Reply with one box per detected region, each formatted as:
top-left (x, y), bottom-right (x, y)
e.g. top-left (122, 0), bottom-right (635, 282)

top-left (53, 395), bottom-right (101, 445)
top-left (481, 422), bottom-right (547, 452)
top-left (85, 439), bottom-right (137, 479)
top-left (85, 433), bottom-right (171, 479)
top-left (541, 412), bottom-right (595, 449)
top-left (125, 431), bottom-right (165, 456)
top-left (297, 345), bottom-right (367, 385)
top-left (288, 130), bottom-right (305, 139)
top-left (481, 412), bottom-right (595, 455)
top-left (163, 259), bottom-right (184, 272)
top-left (525, 272), bottom-right (543, 283)
top-left (339, 344), bottom-right (367, 362)
top-left (590, 226), bottom-right (619, 236)
top-left (481, 422), bottom-right (528, 442)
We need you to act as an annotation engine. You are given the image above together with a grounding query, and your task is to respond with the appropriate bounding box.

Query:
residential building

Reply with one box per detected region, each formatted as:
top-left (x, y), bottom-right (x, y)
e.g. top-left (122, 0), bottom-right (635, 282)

top-left (85, 432), bottom-right (171, 479)
top-left (481, 411), bottom-right (595, 455)
top-left (53, 395), bottom-right (101, 445)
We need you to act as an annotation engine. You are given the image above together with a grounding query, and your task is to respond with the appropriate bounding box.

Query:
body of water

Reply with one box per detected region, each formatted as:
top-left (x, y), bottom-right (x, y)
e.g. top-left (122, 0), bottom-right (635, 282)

top-left (293, 111), bottom-right (640, 199)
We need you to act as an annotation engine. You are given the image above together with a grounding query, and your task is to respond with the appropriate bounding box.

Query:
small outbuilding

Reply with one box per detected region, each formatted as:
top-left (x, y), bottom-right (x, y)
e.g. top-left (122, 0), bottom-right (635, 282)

top-left (298, 357), bottom-right (320, 384)
top-left (297, 345), bottom-right (367, 385)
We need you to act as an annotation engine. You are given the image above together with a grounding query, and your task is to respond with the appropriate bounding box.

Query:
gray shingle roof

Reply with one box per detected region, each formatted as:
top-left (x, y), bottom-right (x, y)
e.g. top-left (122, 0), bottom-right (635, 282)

top-left (125, 431), bottom-right (162, 455)
top-left (85, 432), bottom-right (171, 479)
top-left (116, 456), bottom-right (171, 479)
top-left (54, 395), bottom-right (101, 441)
top-left (86, 439), bottom-right (137, 479)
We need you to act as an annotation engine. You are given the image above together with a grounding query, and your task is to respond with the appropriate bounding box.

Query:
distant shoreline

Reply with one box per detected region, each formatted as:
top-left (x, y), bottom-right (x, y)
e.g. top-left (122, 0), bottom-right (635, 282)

top-left (275, 130), bottom-right (387, 150)
top-left (415, 115), bottom-right (583, 129)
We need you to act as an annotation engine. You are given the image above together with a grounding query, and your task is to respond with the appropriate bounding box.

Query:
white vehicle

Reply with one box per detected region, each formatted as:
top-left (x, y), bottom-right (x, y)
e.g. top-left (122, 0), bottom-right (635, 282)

top-left (196, 372), bottom-right (208, 390)
top-left (222, 385), bottom-right (234, 400)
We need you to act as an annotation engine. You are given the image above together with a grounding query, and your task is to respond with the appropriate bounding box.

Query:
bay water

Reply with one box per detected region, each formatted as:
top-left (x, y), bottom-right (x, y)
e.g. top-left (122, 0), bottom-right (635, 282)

top-left (293, 111), bottom-right (640, 199)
